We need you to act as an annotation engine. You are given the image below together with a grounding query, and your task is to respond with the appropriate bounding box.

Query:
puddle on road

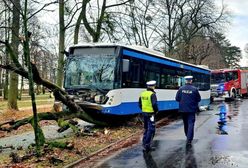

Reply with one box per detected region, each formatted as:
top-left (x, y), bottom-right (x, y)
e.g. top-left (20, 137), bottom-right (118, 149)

top-left (216, 102), bottom-right (228, 135)
top-left (216, 100), bottom-right (241, 135)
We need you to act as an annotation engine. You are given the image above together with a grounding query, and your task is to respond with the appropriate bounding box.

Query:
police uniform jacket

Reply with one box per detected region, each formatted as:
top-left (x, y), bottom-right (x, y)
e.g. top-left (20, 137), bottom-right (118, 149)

top-left (139, 88), bottom-right (158, 113)
top-left (175, 83), bottom-right (201, 113)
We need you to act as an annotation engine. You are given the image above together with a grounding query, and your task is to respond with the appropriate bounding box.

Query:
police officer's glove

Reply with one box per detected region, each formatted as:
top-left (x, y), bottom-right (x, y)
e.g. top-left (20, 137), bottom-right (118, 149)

top-left (155, 111), bottom-right (158, 115)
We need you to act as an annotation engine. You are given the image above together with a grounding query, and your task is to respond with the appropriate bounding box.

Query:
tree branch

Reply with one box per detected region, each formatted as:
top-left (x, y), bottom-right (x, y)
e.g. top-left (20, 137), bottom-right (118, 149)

top-left (106, 0), bottom-right (132, 9)
top-left (27, 1), bottom-right (58, 20)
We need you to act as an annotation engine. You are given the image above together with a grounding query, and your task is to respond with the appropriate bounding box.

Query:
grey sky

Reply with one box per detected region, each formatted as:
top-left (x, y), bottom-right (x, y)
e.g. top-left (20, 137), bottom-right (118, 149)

top-left (39, 0), bottom-right (248, 66)
top-left (217, 0), bottom-right (248, 66)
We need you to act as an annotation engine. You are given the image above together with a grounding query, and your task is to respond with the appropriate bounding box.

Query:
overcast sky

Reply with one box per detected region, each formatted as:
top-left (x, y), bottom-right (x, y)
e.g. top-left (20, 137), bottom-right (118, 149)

top-left (39, 0), bottom-right (248, 66)
top-left (216, 0), bottom-right (248, 66)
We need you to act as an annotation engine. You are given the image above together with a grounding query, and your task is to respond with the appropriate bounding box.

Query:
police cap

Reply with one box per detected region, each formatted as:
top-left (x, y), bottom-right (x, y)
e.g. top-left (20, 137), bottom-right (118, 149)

top-left (146, 80), bottom-right (156, 86)
top-left (184, 76), bottom-right (193, 80)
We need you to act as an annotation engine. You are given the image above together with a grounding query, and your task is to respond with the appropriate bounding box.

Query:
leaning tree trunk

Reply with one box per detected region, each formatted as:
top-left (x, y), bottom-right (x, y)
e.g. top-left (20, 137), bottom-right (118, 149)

top-left (0, 39), bottom-right (108, 126)
top-left (22, 0), bottom-right (45, 155)
top-left (73, 9), bottom-right (83, 44)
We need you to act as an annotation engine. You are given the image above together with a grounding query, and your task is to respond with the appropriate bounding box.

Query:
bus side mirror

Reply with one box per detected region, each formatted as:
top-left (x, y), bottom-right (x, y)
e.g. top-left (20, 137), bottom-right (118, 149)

top-left (122, 59), bottom-right (130, 72)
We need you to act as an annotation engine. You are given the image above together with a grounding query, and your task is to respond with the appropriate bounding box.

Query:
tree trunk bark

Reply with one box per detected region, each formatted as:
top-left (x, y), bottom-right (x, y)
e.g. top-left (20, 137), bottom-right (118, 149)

top-left (3, 3), bottom-right (10, 100)
top-left (56, 0), bottom-right (65, 88)
top-left (74, 10), bottom-right (83, 44)
top-left (23, 0), bottom-right (45, 155)
top-left (8, 0), bottom-right (20, 110)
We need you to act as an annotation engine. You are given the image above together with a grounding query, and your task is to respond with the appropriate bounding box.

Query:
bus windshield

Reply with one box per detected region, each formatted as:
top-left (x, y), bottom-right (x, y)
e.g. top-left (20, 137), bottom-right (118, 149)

top-left (211, 73), bottom-right (226, 84)
top-left (64, 47), bottom-right (117, 90)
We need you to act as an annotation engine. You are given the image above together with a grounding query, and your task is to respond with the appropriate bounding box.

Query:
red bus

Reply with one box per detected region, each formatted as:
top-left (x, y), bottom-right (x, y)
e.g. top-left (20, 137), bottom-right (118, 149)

top-left (211, 69), bottom-right (248, 101)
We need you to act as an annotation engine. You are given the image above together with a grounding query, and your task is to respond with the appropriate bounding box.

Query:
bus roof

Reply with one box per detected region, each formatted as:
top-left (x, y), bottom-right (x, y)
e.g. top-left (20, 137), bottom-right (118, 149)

top-left (71, 43), bottom-right (210, 72)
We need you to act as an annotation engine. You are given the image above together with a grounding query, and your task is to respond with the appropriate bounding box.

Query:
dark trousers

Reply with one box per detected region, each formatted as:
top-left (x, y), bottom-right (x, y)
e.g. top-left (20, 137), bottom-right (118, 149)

top-left (142, 112), bottom-right (155, 149)
top-left (181, 112), bottom-right (196, 142)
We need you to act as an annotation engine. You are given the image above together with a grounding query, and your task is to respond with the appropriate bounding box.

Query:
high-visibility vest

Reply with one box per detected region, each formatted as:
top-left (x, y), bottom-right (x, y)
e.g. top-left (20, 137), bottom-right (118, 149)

top-left (140, 90), bottom-right (154, 113)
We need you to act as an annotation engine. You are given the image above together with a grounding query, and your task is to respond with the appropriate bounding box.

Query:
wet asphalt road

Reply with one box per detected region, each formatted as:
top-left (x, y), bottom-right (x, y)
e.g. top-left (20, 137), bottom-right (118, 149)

top-left (94, 99), bottom-right (248, 168)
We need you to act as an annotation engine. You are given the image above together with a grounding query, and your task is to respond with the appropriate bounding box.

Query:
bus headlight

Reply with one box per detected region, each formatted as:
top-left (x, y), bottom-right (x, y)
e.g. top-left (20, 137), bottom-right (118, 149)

top-left (94, 95), bottom-right (103, 104)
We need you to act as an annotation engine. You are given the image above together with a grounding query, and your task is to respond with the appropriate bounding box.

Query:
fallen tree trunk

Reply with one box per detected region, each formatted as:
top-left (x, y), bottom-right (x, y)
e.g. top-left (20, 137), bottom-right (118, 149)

top-left (0, 109), bottom-right (106, 132)
top-left (0, 40), bottom-right (108, 133)
top-left (0, 64), bottom-right (108, 126)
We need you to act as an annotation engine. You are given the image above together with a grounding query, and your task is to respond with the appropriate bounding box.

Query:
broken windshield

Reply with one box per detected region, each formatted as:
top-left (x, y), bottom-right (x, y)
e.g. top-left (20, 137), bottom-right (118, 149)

top-left (64, 47), bottom-right (117, 91)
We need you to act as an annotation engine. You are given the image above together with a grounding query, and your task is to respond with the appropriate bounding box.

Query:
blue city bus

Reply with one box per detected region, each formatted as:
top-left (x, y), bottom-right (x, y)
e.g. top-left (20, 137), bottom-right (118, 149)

top-left (63, 43), bottom-right (210, 123)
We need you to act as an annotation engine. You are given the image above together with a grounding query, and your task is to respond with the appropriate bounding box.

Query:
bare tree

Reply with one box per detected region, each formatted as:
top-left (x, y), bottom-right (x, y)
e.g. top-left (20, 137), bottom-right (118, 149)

top-left (111, 0), bottom-right (161, 47)
top-left (0, 0), bottom-right (61, 155)
top-left (55, 0), bottom-right (133, 88)
top-left (176, 0), bottom-right (227, 62)
top-left (154, 0), bottom-right (185, 54)
top-left (56, 0), bottom-right (65, 87)
top-left (185, 37), bottom-right (213, 64)
top-left (111, 0), bottom-right (227, 63)
top-left (0, 1), bottom-right (11, 99)
top-left (73, 0), bottom-right (132, 44)
top-left (7, 0), bottom-right (21, 110)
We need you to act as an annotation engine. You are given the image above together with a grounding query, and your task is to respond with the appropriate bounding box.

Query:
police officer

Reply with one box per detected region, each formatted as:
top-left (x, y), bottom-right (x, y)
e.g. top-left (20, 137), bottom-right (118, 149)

top-left (139, 80), bottom-right (158, 152)
top-left (175, 76), bottom-right (201, 145)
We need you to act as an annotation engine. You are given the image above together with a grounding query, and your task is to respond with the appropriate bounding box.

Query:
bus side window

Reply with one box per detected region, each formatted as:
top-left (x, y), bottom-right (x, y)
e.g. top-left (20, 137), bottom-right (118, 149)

top-left (178, 76), bottom-right (185, 87)
top-left (122, 59), bottom-right (142, 88)
top-left (132, 63), bottom-right (141, 82)
top-left (144, 62), bottom-right (160, 88)
top-left (130, 63), bottom-right (141, 87)
top-left (161, 74), bottom-right (167, 89)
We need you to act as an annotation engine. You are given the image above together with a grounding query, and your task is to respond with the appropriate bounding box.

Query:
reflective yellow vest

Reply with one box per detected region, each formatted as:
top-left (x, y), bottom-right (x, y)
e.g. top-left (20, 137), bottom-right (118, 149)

top-left (140, 90), bottom-right (154, 113)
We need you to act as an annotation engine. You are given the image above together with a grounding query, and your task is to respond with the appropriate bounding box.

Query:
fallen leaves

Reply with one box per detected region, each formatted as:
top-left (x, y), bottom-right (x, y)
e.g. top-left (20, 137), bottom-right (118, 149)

top-left (0, 102), bottom-right (143, 167)
top-left (0, 124), bottom-right (142, 167)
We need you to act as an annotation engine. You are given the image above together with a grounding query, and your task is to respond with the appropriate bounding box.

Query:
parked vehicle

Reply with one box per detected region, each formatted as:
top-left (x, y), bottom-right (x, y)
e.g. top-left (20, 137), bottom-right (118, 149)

top-left (63, 43), bottom-right (211, 124)
top-left (211, 69), bottom-right (248, 101)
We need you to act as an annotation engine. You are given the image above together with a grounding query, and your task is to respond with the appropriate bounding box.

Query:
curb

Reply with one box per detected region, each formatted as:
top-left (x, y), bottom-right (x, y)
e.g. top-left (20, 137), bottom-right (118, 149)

top-left (64, 131), bottom-right (142, 168)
